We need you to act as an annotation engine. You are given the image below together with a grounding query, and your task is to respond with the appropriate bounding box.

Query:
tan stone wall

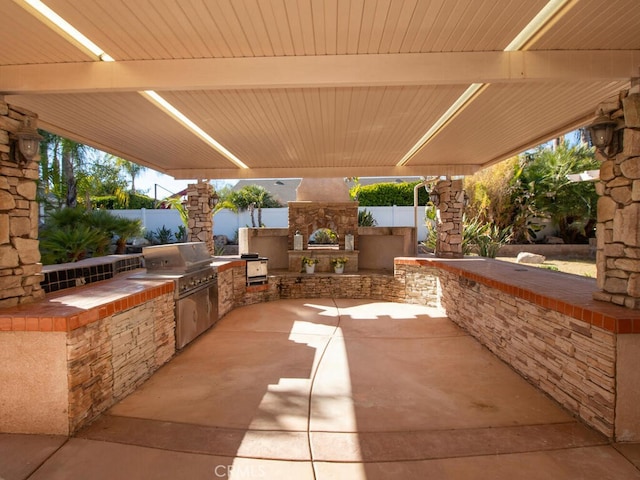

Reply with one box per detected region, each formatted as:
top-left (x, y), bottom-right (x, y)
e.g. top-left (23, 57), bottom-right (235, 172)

top-left (66, 292), bottom-right (175, 432)
top-left (401, 264), bottom-right (440, 307)
top-left (216, 262), bottom-right (418, 318)
top-left (434, 179), bottom-right (464, 258)
top-left (186, 181), bottom-right (215, 255)
top-left (594, 91), bottom-right (640, 309)
top-left (438, 269), bottom-right (616, 437)
top-left (0, 101), bottom-right (44, 307)
top-left (217, 265), bottom-right (243, 318)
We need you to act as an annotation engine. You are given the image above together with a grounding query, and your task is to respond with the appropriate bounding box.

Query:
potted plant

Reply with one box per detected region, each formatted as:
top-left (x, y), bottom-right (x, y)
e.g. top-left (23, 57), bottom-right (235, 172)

top-left (331, 257), bottom-right (349, 274)
top-left (301, 256), bottom-right (319, 274)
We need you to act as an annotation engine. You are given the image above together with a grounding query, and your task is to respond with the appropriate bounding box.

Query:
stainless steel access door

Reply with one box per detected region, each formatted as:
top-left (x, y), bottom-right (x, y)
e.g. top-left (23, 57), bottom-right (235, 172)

top-left (175, 283), bottom-right (218, 349)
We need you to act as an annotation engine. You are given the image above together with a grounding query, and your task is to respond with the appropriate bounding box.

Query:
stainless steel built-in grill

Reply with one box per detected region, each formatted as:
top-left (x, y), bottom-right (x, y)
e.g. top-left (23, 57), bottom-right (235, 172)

top-left (135, 242), bottom-right (218, 349)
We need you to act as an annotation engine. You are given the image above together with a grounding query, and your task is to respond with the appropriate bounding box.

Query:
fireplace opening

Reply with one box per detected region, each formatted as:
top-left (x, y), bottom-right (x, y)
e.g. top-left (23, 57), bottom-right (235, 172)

top-left (309, 228), bottom-right (339, 249)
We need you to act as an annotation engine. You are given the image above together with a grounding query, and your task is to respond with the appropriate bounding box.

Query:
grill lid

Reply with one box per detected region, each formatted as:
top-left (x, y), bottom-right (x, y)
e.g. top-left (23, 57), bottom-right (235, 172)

top-left (143, 242), bottom-right (212, 272)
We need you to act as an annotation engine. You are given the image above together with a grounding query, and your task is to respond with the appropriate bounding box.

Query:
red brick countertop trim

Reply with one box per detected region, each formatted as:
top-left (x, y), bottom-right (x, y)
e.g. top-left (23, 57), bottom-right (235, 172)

top-left (0, 273), bottom-right (174, 333)
top-left (396, 257), bottom-right (640, 334)
top-left (213, 260), bottom-right (246, 273)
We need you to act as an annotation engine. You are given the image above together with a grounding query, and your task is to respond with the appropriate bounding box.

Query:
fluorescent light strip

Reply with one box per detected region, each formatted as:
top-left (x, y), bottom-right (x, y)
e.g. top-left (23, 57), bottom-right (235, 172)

top-left (22, 0), bottom-right (114, 61)
top-left (397, 83), bottom-right (484, 167)
top-left (21, 0), bottom-right (248, 169)
top-left (141, 91), bottom-right (249, 170)
top-left (397, 0), bottom-right (573, 167)
top-left (504, 0), bottom-right (573, 51)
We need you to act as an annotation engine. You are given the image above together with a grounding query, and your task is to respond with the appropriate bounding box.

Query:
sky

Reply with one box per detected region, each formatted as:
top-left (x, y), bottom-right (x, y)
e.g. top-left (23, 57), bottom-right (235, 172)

top-left (135, 168), bottom-right (236, 200)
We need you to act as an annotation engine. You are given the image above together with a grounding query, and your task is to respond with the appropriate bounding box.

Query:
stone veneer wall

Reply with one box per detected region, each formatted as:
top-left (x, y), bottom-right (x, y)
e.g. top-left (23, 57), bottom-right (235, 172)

top-left (215, 261), bottom-right (437, 310)
top-left (594, 89), bottom-right (640, 309)
top-left (0, 100), bottom-right (44, 307)
top-left (438, 268), bottom-right (616, 437)
top-left (434, 179), bottom-right (464, 258)
top-left (66, 292), bottom-right (175, 432)
top-left (187, 181), bottom-right (215, 255)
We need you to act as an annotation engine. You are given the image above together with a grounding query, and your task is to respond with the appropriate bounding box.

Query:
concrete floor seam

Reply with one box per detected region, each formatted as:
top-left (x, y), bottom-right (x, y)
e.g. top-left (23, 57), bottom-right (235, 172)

top-left (305, 298), bottom-right (344, 479)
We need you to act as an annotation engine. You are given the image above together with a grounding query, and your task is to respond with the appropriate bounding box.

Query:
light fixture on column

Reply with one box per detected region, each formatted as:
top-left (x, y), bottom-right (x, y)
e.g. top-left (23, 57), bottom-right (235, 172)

top-left (11, 118), bottom-right (43, 165)
top-left (587, 110), bottom-right (618, 158)
top-left (209, 191), bottom-right (219, 209)
top-left (429, 187), bottom-right (440, 206)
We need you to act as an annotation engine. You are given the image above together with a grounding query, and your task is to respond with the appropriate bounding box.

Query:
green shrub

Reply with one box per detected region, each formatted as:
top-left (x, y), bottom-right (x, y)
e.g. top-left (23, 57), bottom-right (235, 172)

top-left (310, 228), bottom-right (338, 244)
top-left (151, 225), bottom-right (174, 244)
top-left (353, 182), bottom-right (429, 206)
top-left (39, 207), bottom-right (141, 264)
top-left (358, 209), bottom-right (377, 226)
top-left (175, 225), bottom-right (187, 243)
top-left (40, 226), bottom-right (104, 264)
top-left (422, 214), bottom-right (512, 258)
top-left (91, 193), bottom-right (155, 209)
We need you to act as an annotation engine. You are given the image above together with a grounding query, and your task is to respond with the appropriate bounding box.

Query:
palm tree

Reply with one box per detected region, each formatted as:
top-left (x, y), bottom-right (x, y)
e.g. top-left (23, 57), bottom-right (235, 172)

top-left (227, 185), bottom-right (281, 227)
top-left (39, 132), bottom-right (88, 209)
top-left (114, 156), bottom-right (147, 194)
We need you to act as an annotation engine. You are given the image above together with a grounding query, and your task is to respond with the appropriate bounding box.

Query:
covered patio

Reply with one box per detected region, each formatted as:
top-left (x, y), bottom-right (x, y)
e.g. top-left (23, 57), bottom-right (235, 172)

top-left (3, 297), bottom-right (640, 479)
top-left (2, 1), bottom-right (640, 478)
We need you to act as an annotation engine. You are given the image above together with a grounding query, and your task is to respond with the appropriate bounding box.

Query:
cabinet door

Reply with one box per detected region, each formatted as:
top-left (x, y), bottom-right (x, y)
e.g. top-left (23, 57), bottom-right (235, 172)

top-left (176, 287), bottom-right (212, 349)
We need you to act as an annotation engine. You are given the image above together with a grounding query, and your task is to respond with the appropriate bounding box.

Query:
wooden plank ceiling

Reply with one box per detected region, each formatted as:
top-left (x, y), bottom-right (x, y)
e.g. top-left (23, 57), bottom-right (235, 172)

top-left (1, 0), bottom-right (639, 180)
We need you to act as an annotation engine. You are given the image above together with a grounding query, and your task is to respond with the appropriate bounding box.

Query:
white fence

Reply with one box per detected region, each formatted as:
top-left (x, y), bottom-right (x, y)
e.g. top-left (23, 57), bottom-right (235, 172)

top-left (111, 206), bottom-right (430, 242)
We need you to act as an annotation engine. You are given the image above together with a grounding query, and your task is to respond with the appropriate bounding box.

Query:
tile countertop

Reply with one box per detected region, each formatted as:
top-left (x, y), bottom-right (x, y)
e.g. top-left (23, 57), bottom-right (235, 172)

top-left (0, 270), bottom-right (174, 333)
top-left (396, 257), bottom-right (640, 334)
top-left (0, 259), bottom-right (245, 333)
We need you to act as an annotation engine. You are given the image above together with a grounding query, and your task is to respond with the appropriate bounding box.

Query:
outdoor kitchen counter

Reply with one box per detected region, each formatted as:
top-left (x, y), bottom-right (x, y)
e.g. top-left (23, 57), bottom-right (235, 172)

top-left (397, 256), bottom-right (640, 333)
top-left (0, 270), bottom-right (177, 435)
top-left (0, 269), bottom-right (174, 332)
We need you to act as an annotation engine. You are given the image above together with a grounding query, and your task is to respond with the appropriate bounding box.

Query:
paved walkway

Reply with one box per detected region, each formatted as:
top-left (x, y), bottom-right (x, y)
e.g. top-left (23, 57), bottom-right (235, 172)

top-left (2, 298), bottom-right (640, 479)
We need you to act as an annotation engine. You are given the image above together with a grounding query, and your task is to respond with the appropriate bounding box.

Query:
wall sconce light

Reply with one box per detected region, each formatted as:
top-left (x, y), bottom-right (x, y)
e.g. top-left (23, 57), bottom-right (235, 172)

top-left (10, 118), bottom-right (43, 165)
top-left (429, 188), bottom-right (440, 206)
top-left (587, 110), bottom-right (618, 158)
top-left (209, 191), bottom-right (219, 209)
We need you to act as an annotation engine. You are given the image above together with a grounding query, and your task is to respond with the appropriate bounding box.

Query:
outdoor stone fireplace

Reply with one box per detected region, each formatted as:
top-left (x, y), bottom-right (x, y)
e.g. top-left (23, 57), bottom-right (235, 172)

top-left (287, 178), bottom-right (359, 272)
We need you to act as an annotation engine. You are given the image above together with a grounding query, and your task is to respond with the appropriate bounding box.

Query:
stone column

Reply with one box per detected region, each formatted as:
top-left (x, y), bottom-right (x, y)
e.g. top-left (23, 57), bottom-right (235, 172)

top-left (593, 85), bottom-right (640, 309)
top-left (186, 180), bottom-right (215, 255)
top-left (0, 100), bottom-right (44, 307)
top-left (434, 178), bottom-right (465, 259)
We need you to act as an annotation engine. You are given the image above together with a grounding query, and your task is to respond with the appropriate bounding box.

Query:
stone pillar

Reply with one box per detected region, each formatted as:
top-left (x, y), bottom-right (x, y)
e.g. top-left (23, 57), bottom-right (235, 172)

top-left (186, 180), bottom-right (215, 255)
top-left (0, 100), bottom-right (44, 307)
top-left (593, 86), bottom-right (640, 309)
top-left (434, 178), bottom-right (465, 259)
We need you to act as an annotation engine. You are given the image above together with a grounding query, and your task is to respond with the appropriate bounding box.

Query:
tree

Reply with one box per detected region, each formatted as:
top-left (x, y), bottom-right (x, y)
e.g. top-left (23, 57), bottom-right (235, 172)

top-left (114, 156), bottom-right (147, 194)
top-left (522, 143), bottom-right (598, 242)
top-left (464, 143), bottom-right (599, 244)
top-left (39, 132), bottom-right (90, 210)
top-left (227, 185), bottom-right (282, 227)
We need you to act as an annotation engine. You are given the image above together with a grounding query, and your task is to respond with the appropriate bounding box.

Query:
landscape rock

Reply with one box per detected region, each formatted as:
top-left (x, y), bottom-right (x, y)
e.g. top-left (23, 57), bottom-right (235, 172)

top-left (214, 235), bottom-right (228, 247)
top-left (516, 252), bottom-right (546, 264)
top-left (546, 236), bottom-right (565, 244)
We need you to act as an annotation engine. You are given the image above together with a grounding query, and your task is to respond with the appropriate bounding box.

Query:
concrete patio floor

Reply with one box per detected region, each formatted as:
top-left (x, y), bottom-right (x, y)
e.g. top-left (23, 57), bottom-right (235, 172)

top-left (2, 298), bottom-right (640, 479)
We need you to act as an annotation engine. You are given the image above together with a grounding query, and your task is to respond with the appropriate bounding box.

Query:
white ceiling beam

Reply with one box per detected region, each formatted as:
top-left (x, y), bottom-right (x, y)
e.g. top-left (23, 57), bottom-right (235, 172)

top-left (1, 51), bottom-right (639, 95)
top-left (167, 165), bottom-right (480, 180)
